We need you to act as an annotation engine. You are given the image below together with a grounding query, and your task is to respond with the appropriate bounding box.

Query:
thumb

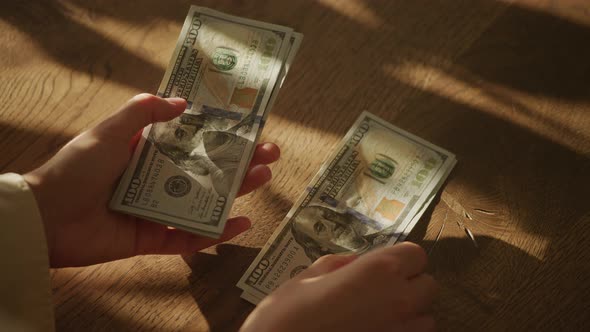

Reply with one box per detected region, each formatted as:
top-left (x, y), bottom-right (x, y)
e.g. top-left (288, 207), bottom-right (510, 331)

top-left (293, 254), bottom-right (358, 280)
top-left (95, 93), bottom-right (186, 141)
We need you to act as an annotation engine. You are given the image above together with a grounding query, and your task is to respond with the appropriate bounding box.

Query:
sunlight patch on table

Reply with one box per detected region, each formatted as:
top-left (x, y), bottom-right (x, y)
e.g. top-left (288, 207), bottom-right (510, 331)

top-left (317, 0), bottom-right (384, 29)
top-left (382, 61), bottom-right (590, 155)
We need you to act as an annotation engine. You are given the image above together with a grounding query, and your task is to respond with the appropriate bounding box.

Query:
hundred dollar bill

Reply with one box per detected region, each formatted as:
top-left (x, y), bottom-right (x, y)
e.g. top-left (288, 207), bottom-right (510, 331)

top-left (110, 6), bottom-right (302, 237)
top-left (237, 190), bottom-right (446, 305)
top-left (238, 190), bottom-right (443, 305)
top-left (238, 111), bottom-right (456, 301)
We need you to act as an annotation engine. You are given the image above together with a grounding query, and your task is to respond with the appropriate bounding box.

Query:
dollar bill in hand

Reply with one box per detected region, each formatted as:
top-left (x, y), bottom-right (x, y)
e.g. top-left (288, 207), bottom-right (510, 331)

top-left (109, 6), bottom-right (302, 238)
top-left (237, 111), bottom-right (456, 302)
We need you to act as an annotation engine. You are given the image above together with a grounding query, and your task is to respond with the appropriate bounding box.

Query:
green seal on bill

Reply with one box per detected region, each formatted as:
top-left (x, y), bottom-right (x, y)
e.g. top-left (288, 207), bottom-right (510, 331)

top-left (369, 154), bottom-right (397, 179)
top-left (212, 46), bottom-right (238, 71)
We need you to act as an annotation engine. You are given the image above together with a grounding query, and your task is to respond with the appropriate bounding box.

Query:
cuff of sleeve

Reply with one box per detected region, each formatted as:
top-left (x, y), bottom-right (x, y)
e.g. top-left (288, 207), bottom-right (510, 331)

top-left (0, 173), bottom-right (55, 331)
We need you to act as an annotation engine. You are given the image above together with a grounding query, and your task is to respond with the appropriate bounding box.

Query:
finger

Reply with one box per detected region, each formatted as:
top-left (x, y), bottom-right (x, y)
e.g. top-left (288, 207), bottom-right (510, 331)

top-left (249, 143), bottom-right (280, 166)
top-left (330, 242), bottom-right (428, 287)
top-left (129, 130), bottom-right (143, 153)
top-left (237, 164), bottom-right (272, 196)
top-left (134, 217), bottom-right (251, 255)
top-left (390, 242), bottom-right (428, 278)
top-left (95, 93), bottom-right (186, 141)
top-left (400, 315), bottom-right (436, 332)
top-left (366, 242), bottom-right (428, 278)
top-left (406, 274), bottom-right (439, 314)
top-left (294, 254), bottom-right (358, 280)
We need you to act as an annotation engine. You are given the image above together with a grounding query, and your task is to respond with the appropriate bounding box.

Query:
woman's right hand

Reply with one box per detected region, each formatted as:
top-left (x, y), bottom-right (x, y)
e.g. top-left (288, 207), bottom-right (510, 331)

top-left (240, 242), bottom-right (438, 332)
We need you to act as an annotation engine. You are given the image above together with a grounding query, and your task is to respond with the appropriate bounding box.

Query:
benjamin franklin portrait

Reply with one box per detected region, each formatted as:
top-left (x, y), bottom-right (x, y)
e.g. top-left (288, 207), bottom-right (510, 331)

top-left (149, 112), bottom-right (251, 197)
top-left (290, 204), bottom-right (398, 261)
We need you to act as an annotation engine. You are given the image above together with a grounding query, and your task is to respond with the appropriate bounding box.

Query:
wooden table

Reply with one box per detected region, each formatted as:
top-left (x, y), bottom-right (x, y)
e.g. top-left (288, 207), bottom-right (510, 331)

top-left (2, 0), bottom-right (589, 330)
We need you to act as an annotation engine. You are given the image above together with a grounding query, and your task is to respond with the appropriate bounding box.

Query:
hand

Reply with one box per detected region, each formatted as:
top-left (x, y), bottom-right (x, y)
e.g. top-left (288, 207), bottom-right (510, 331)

top-left (241, 242), bottom-right (438, 332)
top-left (24, 93), bottom-right (280, 268)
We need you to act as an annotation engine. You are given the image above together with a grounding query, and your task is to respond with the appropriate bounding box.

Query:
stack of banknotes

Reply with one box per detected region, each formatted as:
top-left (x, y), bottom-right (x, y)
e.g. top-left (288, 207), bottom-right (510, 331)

top-left (110, 6), bottom-right (302, 238)
top-left (237, 112), bottom-right (456, 304)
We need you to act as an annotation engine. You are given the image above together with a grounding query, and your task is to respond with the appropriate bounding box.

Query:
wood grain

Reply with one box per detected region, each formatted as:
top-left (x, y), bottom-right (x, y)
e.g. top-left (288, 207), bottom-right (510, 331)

top-left (1, 0), bottom-right (589, 331)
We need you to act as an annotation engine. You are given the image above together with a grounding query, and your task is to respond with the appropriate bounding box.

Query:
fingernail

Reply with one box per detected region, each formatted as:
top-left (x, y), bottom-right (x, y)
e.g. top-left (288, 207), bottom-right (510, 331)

top-left (239, 217), bottom-right (252, 231)
top-left (166, 97), bottom-right (187, 107)
top-left (254, 164), bottom-right (272, 182)
top-left (262, 142), bottom-right (280, 158)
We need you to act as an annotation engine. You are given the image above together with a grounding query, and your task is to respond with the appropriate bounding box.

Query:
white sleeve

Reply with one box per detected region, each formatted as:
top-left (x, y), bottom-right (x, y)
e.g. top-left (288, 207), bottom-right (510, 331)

top-left (0, 173), bottom-right (55, 331)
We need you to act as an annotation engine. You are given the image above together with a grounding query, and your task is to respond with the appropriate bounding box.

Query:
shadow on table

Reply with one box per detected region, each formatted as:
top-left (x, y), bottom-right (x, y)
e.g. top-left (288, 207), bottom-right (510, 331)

top-left (182, 244), bottom-right (261, 332)
top-left (55, 298), bottom-right (139, 332)
top-left (0, 1), bottom-right (167, 93)
top-left (0, 123), bottom-right (73, 172)
top-left (421, 234), bottom-right (590, 331)
top-left (181, 232), bottom-right (589, 331)
top-left (3, 0), bottom-right (590, 126)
